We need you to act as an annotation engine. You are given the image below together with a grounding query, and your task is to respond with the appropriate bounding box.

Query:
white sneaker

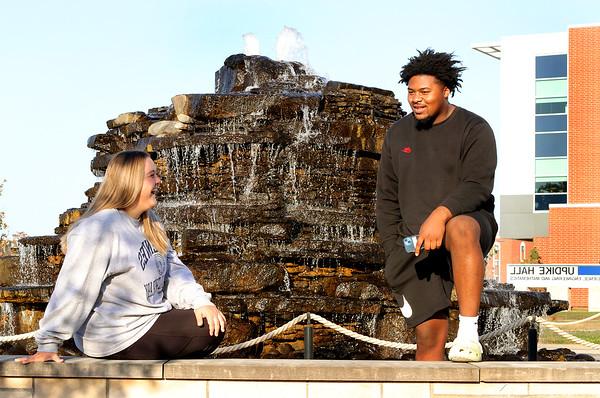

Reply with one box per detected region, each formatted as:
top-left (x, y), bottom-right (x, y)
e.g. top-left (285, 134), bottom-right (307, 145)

top-left (448, 338), bottom-right (483, 362)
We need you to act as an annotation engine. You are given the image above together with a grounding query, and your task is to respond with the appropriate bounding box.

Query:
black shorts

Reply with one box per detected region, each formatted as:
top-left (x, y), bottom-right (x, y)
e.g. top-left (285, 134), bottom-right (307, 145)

top-left (384, 209), bottom-right (498, 328)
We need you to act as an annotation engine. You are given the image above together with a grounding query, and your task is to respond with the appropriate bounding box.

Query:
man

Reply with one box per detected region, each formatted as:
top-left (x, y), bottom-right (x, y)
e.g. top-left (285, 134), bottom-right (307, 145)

top-left (376, 49), bottom-right (497, 361)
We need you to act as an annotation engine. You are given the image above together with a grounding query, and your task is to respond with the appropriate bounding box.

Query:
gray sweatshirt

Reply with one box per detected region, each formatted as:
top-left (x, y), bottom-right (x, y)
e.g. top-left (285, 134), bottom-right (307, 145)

top-left (35, 209), bottom-right (213, 357)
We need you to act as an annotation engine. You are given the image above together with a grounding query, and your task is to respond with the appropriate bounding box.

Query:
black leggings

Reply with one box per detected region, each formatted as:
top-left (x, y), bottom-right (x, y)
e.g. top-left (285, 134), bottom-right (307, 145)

top-left (105, 309), bottom-right (224, 360)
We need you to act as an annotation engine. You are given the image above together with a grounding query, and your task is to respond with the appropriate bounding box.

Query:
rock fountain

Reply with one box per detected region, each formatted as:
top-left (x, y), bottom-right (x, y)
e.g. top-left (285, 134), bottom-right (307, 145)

top-left (0, 236), bottom-right (59, 354)
top-left (0, 54), bottom-right (564, 359)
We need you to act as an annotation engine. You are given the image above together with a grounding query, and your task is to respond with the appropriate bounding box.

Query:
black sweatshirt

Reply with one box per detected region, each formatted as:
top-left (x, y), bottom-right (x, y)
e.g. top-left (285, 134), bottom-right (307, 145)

top-left (376, 106), bottom-right (497, 255)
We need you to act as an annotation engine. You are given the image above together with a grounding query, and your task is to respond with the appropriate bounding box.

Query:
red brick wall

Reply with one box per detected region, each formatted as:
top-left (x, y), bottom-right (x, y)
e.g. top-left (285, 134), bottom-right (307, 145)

top-left (534, 207), bottom-right (600, 263)
top-left (535, 236), bottom-right (549, 263)
top-left (493, 239), bottom-right (534, 283)
top-left (497, 26), bottom-right (600, 309)
top-left (569, 288), bottom-right (589, 310)
top-left (568, 26), bottom-right (600, 203)
top-left (529, 27), bottom-right (600, 310)
top-left (533, 206), bottom-right (600, 310)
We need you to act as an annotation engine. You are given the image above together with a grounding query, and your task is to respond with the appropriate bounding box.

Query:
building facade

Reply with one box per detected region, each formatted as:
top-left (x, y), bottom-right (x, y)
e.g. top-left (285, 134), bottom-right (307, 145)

top-left (475, 24), bottom-right (600, 310)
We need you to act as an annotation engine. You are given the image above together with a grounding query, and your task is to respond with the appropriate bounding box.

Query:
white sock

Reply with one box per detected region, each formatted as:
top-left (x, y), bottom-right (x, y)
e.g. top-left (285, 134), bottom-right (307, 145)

top-left (457, 315), bottom-right (479, 342)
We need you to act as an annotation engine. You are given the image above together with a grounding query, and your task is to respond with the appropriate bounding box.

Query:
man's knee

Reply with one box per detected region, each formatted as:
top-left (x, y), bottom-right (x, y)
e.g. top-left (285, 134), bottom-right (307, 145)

top-left (444, 215), bottom-right (480, 250)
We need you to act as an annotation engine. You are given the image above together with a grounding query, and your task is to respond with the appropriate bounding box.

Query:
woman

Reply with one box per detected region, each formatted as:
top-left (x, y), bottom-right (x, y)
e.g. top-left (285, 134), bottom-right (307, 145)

top-left (17, 150), bottom-right (226, 363)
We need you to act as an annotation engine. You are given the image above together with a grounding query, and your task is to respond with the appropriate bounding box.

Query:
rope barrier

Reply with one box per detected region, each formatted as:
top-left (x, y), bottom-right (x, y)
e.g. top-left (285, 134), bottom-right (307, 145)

top-left (212, 313), bottom-right (307, 354)
top-left (307, 313), bottom-right (420, 350)
top-left (537, 319), bottom-right (600, 350)
top-left (0, 331), bottom-right (36, 343)
top-left (2, 312), bottom-right (599, 353)
top-left (211, 312), bottom-right (600, 354)
top-left (541, 311), bottom-right (600, 326)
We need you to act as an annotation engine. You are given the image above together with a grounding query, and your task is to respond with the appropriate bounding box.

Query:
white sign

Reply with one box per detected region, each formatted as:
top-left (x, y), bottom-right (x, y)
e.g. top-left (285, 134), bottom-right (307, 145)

top-left (507, 264), bottom-right (600, 286)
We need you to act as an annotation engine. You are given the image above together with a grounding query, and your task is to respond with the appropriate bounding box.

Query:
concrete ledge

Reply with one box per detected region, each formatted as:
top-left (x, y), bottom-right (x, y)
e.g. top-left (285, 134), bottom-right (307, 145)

top-left (0, 356), bottom-right (165, 379)
top-left (4, 356), bottom-right (600, 383)
top-left (474, 361), bottom-right (600, 382)
top-left (3, 356), bottom-right (600, 398)
top-left (164, 359), bottom-right (478, 381)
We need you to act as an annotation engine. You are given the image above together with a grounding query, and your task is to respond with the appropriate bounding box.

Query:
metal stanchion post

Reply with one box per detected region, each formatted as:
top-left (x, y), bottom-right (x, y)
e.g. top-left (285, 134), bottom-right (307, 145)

top-left (304, 312), bottom-right (314, 359)
top-left (528, 316), bottom-right (538, 361)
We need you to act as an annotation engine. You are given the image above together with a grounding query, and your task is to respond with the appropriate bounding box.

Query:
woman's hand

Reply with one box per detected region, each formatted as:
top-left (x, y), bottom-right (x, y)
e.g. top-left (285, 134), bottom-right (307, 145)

top-left (194, 305), bottom-right (227, 336)
top-left (15, 351), bottom-right (64, 364)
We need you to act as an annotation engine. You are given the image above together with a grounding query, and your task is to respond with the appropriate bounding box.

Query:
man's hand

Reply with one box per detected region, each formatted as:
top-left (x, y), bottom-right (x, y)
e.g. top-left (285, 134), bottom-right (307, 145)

top-left (194, 305), bottom-right (227, 336)
top-left (415, 206), bottom-right (453, 256)
top-left (15, 351), bottom-right (64, 364)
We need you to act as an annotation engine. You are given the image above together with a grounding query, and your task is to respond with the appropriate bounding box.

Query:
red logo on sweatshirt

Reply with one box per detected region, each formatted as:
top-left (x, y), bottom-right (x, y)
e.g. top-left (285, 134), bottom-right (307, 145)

top-left (401, 146), bottom-right (412, 154)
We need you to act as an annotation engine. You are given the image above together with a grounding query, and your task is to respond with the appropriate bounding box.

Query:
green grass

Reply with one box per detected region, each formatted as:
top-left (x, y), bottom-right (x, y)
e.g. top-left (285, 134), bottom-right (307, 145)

top-left (538, 310), bottom-right (600, 345)
top-left (546, 311), bottom-right (600, 322)
top-left (540, 329), bottom-right (600, 344)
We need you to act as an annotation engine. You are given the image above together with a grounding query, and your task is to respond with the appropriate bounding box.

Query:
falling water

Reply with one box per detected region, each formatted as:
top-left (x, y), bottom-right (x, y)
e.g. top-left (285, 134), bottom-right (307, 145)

top-left (312, 225), bottom-right (375, 243)
top-left (357, 312), bottom-right (378, 337)
top-left (243, 32), bottom-right (260, 56)
top-left (227, 143), bottom-right (238, 202)
top-left (280, 268), bottom-right (292, 292)
top-left (480, 289), bottom-right (551, 355)
top-left (276, 26), bottom-right (309, 67)
top-left (8, 53), bottom-right (557, 359)
top-left (17, 243), bottom-right (55, 286)
top-left (348, 150), bottom-right (358, 200)
top-left (159, 144), bottom-right (227, 201)
top-left (294, 105), bottom-right (318, 144)
top-left (286, 151), bottom-right (298, 206)
top-left (242, 143), bottom-right (260, 199)
top-left (17, 244), bottom-right (37, 285)
top-left (0, 303), bottom-right (15, 336)
top-left (167, 230), bottom-right (183, 256)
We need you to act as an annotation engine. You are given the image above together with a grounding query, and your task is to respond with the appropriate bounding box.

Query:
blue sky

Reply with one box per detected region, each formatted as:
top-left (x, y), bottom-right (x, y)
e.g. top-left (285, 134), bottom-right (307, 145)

top-left (1, 0), bottom-right (599, 237)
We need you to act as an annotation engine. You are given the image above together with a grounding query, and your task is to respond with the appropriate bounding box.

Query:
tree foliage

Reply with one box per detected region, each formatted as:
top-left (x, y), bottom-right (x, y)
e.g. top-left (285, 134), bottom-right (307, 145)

top-left (525, 247), bottom-right (542, 264)
top-left (0, 180), bottom-right (8, 254)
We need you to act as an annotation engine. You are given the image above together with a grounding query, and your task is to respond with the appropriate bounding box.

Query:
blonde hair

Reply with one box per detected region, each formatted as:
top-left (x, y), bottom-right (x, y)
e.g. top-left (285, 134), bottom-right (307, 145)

top-left (61, 150), bottom-right (169, 255)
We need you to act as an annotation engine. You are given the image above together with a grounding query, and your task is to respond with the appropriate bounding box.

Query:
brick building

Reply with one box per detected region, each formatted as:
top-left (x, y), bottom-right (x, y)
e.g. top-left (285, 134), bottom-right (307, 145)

top-left (474, 24), bottom-right (600, 310)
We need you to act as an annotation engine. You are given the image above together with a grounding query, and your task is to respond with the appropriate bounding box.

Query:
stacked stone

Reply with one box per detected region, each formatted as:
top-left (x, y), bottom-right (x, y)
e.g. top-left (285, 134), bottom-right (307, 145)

top-left (35, 54), bottom-right (556, 359)
top-left (0, 236), bottom-right (61, 355)
top-left (62, 54), bottom-right (408, 358)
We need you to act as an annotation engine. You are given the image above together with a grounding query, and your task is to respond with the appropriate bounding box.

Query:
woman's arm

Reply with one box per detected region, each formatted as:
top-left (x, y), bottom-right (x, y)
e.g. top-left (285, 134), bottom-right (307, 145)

top-left (163, 249), bottom-right (226, 335)
top-left (163, 249), bottom-right (213, 309)
top-left (16, 222), bottom-right (112, 363)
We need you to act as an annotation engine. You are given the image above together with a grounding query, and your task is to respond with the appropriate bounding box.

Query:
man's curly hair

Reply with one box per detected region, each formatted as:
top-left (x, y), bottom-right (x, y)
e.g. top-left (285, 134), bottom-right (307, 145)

top-left (399, 48), bottom-right (466, 96)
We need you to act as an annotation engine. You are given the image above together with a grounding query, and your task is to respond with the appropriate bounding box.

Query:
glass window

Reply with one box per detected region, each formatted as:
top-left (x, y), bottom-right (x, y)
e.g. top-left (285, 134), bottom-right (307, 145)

top-left (536, 176), bottom-right (566, 182)
top-left (535, 157), bottom-right (567, 177)
top-left (536, 79), bottom-right (567, 98)
top-left (536, 98), bottom-right (567, 114)
top-left (535, 179), bottom-right (567, 193)
top-left (535, 194), bottom-right (567, 211)
top-left (536, 54), bottom-right (567, 79)
top-left (520, 242), bottom-right (526, 261)
top-left (535, 114), bottom-right (567, 132)
top-left (535, 133), bottom-right (567, 157)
